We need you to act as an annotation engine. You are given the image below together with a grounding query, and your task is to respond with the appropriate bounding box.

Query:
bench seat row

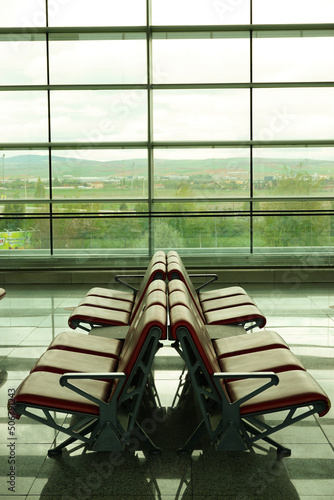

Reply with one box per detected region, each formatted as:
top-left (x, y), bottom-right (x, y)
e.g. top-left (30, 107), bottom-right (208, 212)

top-left (167, 251), bottom-right (266, 330)
top-left (168, 281), bottom-right (331, 457)
top-left (10, 281), bottom-right (167, 457)
top-left (68, 250), bottom-right (266, 334)
top-left (68, 250), bottom-right (167, 331)
top-left (8, 253), bottom-right (331, 459)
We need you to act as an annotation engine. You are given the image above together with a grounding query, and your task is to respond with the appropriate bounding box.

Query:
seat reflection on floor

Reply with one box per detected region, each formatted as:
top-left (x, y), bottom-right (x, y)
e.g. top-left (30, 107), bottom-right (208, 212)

top-left (37, 446), bottom-right (299, 500)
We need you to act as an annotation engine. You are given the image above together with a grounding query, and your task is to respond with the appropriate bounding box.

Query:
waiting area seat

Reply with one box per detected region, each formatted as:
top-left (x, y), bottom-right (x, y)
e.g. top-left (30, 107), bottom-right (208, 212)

top-left (68, 251), bottom-right (166, 331)
top-left (168, 279), bottom-right (266, 333)
top-left (167, 251), bottom-right (266, 330)
top-left (8, 253), bottom-right (331, 460)
top-left (168, 282), bottom-right (331, 458)
top-left (10, 284), bottom-right (167, 457)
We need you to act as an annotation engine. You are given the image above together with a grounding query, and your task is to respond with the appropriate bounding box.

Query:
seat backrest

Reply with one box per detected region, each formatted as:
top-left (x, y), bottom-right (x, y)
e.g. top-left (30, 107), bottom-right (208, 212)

top-left (167, 252), bottom-right (204, 322)
top-left (169, 283), bottom-right (231, 406)
top-left (129, 251), bottom-right (167, 323)
top-left (168, 280), bottom-right (206, 332)
top-left (131, 279), bottom-right (168, 339)
top-left (168, 283), bottom-right (220, 377)
top-left (120, 279), bottom-right (167, 369)
top-left (110, 288), bottom-right (167, 401)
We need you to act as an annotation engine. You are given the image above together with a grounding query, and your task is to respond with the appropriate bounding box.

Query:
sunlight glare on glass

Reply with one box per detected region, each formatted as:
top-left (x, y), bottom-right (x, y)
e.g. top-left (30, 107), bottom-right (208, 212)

top-left (152, 0), bottom-right (250, 25)
top-left (0, 0), bottom-right (46, 27)
top-left (48, 0), bottom-right (146, 26)
top-left (253, 0), bottom-right (334, 23)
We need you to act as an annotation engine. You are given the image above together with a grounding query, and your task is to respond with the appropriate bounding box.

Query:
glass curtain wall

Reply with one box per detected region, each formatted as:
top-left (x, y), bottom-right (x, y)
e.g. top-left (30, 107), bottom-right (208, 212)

top-left (0, 0), bottom-right (334, 267)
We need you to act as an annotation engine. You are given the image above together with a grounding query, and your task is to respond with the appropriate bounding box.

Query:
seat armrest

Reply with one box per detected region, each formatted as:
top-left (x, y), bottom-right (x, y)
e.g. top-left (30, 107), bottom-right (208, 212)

top-left (213, 371), bottom-right (279, 407)
top-left (188, 273), bottom-right (218, 292)
top-left (60, 372), bottom-right (126, 406)
top-left (115, 274), bottom-right (144, 292)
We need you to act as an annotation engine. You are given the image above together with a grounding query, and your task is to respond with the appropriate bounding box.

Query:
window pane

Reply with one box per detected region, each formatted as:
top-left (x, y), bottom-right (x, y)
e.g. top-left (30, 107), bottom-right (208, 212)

top-left (253, 147), bottom-right (334, 197)
top-left (0, 92), bottom-right (48, 142)
top-left (253, 88), bottom-right (334, 141)
top-left (48, 0), bottom-right (146, 27)
top-left (0, 0), bottom-right (46, 27)
top-left (0, 35), bottom-right (46, 85)
top-left (253, 32), bottom-right (334, 83)
top-left (50, 91), bottom-right (147, 142)
top-left (53, 201), bottom-right (148, 214)
top-left (153, 90), bottom-right (250, 141)
top-left (154, 201), bottom-right (248, 212)
top-left (0, 215), bottom-right (50, 254)
top-left (254, 215), bottom-right (331, 251)
top-left (152, 0), bottom-right (250, 25)
top-left (253, 200), bottom-right (333, 211)
top-left (1, 151), bottom-right (49, 200)
top-left (253, 0), bottom-right (334, 24)
top-left (153, 33), bottom-right (249, 84)
top-left (52, 216), bottom-right (149, 254)
top-left (49, 35), bottom-right (146, 85)
top-left (154, 148), bottom-right (250, 198)
top-left (51, 149), bottom-right (148, 199)
top-left (154, 199), bottom-right (249, 211)
top-left (153, 215), bottom-right (250, 252)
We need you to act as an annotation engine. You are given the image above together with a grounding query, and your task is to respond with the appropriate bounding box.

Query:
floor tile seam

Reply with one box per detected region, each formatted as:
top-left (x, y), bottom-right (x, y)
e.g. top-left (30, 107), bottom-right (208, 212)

top-left (12, 342), bottom-right (54, 349)
top-left (26, 453), bottom-right (51, 499)
top-left (258, 305), bottom-right (311, 312)
top-left (316, 425), bottom-right (334, 453)
top-left (18, 318), bottom-right (48, 337)
top-left (307, 295), bottom-right (334, 308)
top-left (265, 322), bottom-right (334, 326)
top-left (324, 312), bottom-right (334, 323)
top-left (0, 346), bottom-right (16, 356)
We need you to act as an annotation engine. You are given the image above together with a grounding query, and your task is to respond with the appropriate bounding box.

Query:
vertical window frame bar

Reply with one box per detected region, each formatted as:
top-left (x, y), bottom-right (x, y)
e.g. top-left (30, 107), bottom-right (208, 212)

top-left (147, 0), bottom-right (154, 257)
top-left (45, 0), bottom-right (53, 256)
top-left (250, 0), bottom-right (254, 254)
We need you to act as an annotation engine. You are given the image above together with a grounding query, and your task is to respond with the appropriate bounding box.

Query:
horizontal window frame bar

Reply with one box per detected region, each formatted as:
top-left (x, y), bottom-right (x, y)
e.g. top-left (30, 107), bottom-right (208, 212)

top-left (2, 210), bottom-right (334, 219)
top-left (1, 82), bottom-right (334, 92)
top-left (1, 255), bottom-right (333, 272)
top-left (151, 24), bottom-right (334, 33)
top-left (1, 24), bottom-right (334, 35)
top-left (2, 141), bottom-right (334, 150)
top-left (154, 196), bottom-right (334, 204)
top-left (0, 198), bottom-right (149, 204)
top-left (0, 84), bottom-right (148, 91)
top-left (1, 196), bottom-right (333, 205)
top-left (0, 142), bottom-right (149, 150)
top-left (152, 82), bottom-right (334, 89)
top-left (153, 140), bottom-right (334, 147)
top-left (0, 26), bottom-right (148, 35)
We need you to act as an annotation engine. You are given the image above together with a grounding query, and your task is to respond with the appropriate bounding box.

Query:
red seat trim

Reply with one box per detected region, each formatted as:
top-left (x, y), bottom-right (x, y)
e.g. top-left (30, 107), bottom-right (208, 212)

top-left (226, 370), bottom-right (331, 417)
top-left (14, 371), bottom-right (111, 415)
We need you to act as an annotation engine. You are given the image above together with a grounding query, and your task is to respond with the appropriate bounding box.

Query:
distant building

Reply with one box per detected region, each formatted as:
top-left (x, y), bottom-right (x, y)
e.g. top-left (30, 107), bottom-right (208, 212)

top-left (89, 182), bottom-right (104, 189)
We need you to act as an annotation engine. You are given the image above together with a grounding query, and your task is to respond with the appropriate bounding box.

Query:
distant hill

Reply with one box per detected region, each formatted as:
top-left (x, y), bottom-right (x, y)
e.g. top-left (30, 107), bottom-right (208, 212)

top-left (3, 154), bottom-right (334, 179)
top-left (3, 155), bottom-right (148, 178)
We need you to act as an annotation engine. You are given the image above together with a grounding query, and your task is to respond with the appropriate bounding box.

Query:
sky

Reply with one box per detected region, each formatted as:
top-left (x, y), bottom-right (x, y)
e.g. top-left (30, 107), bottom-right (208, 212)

top-left (0, 1), bottom-right (334, 162)
top-left (1, 0), bottom-right (334, 26)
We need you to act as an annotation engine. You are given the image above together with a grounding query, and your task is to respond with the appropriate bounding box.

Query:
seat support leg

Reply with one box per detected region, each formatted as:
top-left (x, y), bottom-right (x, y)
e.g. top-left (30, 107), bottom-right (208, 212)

top-left (242, 420), bottom-right (291, 459)
top-left (131, 421), bottom-right (162, 455)
top-left (48, 420), bottom-right (97, 458)
top-left (177, 419), bottom-right (207, 455)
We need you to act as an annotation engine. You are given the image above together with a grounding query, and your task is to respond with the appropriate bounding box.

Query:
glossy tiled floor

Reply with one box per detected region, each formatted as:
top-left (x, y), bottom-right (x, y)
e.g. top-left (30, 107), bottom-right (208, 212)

top-left (0, 281), bottom-right (333, 499)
